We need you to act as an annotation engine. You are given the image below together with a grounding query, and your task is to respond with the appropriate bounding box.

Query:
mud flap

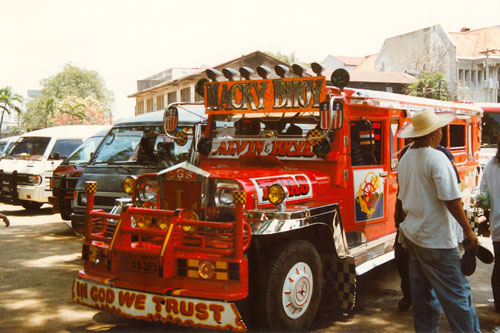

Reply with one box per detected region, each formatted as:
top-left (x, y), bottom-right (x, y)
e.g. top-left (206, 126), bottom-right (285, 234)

top-left (323, 256), bottom-right (356, 311)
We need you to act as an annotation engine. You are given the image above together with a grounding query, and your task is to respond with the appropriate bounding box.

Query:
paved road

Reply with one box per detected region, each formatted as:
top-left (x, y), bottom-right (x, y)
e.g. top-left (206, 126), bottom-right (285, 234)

top-left (0, 203), bottom-right (498, 332)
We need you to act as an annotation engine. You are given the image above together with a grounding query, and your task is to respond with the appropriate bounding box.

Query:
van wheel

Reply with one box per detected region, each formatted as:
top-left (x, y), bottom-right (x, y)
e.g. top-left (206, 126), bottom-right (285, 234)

top-left (260, 240), bottom-right (323, 330)
top-left (21, 201), bottom-right (43, 211)
top-left (60, 199), bottom-right (72, 220)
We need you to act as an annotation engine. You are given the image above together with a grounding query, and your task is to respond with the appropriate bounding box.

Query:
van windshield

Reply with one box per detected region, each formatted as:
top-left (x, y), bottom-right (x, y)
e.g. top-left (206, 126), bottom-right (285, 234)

top-left (7, 137), bottom-right (51, 161)
top-left (64, 136), bottom-right (105, 165)
top-left (91, 126), bottom-right (192, 167)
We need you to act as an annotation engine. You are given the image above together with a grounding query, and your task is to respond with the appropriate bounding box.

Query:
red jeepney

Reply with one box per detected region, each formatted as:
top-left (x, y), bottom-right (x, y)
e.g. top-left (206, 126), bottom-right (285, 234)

top-left (72, 65), bottom-right (483, 331)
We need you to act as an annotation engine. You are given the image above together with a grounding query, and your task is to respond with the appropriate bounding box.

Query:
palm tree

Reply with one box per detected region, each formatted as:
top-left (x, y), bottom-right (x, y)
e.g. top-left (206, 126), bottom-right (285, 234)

top-left (59, 101), bottom-right (85, 125)
top-left (0, 87), bottom-right (23, 135)
top-left (42, 97), bottom-right (56, 128)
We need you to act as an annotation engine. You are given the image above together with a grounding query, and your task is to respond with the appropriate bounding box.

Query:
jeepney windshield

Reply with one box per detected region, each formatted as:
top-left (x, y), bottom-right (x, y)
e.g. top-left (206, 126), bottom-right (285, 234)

top-left (7, 137), bottom-right (51, 161)
top-left (64, 136), bottom-right (105, 165)
top-left (210, 113), bottom-right (319, 139)
top-left (212, 112), bottom-right (319, 138)
top-left (91, 126), bottom-right (192, 167)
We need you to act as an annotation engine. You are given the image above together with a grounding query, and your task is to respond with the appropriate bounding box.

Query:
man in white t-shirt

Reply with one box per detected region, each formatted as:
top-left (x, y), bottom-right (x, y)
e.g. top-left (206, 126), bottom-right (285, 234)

top-left (396, 109), bottom-right (480, 332)
top-left (479, 135), bottom-right (500, 312)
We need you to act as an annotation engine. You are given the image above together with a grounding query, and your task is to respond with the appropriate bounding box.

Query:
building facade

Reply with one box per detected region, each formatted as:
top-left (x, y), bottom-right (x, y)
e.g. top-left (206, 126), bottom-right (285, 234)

top-left (129, 51), bottom-right (289, 116)
top-left (375, 25), bottom-right (500, 102)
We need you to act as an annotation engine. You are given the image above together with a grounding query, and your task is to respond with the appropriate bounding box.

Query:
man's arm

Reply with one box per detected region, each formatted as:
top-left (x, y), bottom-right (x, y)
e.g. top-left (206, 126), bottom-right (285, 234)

top-left (444, 198), bottom-right (477, 249)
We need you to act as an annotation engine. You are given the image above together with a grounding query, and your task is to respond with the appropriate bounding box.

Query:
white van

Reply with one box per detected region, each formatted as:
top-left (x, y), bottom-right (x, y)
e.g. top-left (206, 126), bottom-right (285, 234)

top-left (0, 135), bottom-right (20, 157)
top-left (0, 125), bottom-right (109, 210)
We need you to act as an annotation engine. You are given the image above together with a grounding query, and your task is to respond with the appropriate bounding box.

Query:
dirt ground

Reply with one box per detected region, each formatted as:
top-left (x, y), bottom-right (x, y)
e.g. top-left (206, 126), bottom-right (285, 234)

top-left (0, 202), bottom-right (499, 333)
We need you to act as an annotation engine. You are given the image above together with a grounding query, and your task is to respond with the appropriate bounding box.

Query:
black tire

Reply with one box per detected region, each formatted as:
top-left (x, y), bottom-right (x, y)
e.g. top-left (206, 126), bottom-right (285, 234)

top-left (60, 199), bottom-right (72, 220)
top-left (260, 240), bottom-right (323, 331)
top-left (21, 201), bottom-right (43, 211)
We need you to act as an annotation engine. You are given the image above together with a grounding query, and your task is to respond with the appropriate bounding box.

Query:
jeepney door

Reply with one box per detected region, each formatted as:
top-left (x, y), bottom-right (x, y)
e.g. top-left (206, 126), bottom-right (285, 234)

top-left (349, 119), bottom-right (389, 230)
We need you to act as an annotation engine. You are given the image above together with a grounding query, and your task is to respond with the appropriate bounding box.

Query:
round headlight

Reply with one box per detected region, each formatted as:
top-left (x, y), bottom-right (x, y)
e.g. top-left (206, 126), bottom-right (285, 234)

top-left (268, 184), bottom-right (286, 206)
top-left (137, 180), bottom-right (158, 202)
top-left (198, 261), bottom-right (215, 279)
top-left (219, 189), bottom-right (234, 205)
top-left (122, 176), bottom-right (136, 194)
top-left (28, 175), bottom-right (42, 185)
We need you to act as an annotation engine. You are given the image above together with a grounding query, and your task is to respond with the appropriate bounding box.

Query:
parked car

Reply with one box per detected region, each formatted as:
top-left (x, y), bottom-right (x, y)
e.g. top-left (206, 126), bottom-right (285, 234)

top-left (0, 125), bottom-right (110, 210)
top-left (0, 136), bottom-right (20, 157)
top-left (70, 104), bottom-right (205, 234)
top-left (49, 126), bottom-right (111, 220)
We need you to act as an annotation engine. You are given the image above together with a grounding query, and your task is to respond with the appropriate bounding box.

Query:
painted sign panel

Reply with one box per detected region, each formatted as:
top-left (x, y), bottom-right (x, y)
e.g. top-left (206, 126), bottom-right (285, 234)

top-left (72, 279), bottom-right (246, 331)
top-left (353, 169), bottom-right (385, 222)
top-left (210, 138), bottom-right (320, 160)
top-left (250, 174), bottom-right (313, 205)
top-left (204, 77), bottom-right (326, 114)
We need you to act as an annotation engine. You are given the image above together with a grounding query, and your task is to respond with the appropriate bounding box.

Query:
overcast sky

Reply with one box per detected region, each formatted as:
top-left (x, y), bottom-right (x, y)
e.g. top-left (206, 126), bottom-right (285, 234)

top-left (1, 0), bottom-right (499, 122)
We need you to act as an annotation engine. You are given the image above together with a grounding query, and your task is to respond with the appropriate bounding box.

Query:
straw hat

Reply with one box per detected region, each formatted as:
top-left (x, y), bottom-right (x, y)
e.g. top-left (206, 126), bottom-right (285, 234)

top-left (398, 109), bottom-right (456, 139)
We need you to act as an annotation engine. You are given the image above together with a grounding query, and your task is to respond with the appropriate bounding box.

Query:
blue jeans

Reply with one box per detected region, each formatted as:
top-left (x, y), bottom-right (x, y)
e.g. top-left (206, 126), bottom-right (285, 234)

top-left (404, 237), bottom-right (480, 333)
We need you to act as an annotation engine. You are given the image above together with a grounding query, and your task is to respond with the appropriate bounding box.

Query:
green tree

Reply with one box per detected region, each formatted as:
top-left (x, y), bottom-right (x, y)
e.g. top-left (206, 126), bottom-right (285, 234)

top-left (264, 51), bottom-right (308, 66)
top-left (406, 72), bottom-right (450, 101)
top-left (41, 63), bottom-right (113, 106)
top-left (0, 87), bottom-right (23, 135)
top-left (53, 96), bottom-right (108, 126)
top-left (22, 64), bottom-right (113, 129)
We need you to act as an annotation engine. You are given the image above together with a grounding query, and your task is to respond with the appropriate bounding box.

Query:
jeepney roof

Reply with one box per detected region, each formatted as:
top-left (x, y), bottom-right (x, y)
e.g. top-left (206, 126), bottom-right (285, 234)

top-left (114, 105), bottom-right (206, 127)
top-left (346, 88), bottom-right (483, 115)
top-left (475, 102), bottom-right (500, 112)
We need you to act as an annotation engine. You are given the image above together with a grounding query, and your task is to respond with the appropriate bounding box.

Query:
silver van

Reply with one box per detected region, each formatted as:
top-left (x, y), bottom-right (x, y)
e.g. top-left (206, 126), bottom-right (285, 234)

top-left (71, 104), bottom-right (205, 234)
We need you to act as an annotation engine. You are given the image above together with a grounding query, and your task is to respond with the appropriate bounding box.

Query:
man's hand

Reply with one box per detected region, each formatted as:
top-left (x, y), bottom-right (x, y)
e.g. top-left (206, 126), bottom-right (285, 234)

top-left (463, 229), bottom-right (478, 250)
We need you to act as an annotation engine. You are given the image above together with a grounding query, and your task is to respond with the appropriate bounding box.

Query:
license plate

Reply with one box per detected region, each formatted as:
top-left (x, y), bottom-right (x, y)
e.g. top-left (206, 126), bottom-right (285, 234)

top-left (130, 257), bottom-right (159, 274)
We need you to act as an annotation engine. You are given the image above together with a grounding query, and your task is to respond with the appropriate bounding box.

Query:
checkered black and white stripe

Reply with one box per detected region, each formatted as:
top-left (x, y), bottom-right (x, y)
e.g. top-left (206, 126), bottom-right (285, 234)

top-left (324, 256), bottom-right (356, 310)
top-left (84, 181), bottom-right (97, 194)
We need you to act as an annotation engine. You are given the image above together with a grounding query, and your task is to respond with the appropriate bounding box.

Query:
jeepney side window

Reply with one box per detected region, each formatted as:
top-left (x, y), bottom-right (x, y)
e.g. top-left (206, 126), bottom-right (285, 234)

top-left (439, 126), bottom-right (449, 147)
top-left (449, 124), bottom-right (466, 150)
top-left (350, 120), bottom-right (383, 166)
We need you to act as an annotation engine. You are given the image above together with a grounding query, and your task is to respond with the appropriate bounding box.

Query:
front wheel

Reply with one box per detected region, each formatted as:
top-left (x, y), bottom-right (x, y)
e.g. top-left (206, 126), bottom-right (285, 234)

top-left (260, 240), bottom-right (323, 331)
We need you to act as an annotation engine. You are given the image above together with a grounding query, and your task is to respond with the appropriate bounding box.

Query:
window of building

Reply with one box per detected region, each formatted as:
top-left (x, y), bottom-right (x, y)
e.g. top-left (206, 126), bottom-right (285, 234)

top-left (181, 87), bottom-right (191, 102)
top-left (458, 69), bottom-right (464, 83)
top-left (472, 70), bottom-right (477, 88)
top-left (195, 89), bottom-right (204, 102)
top-left (146, 98), bottom-right (153, 113)
top-left (156, 95), bottom-right (164, 110)
top-left (137, 101), bottom-right (144, 114)
top-left (168, 91), bottom-right (177, 104)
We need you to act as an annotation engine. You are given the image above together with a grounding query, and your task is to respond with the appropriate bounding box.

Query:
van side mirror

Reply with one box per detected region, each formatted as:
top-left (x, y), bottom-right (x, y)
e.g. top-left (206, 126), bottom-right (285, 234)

top-left (320, 98), bottom-right (343, 130)
top-left (50, 152), bottom-right (60, 160)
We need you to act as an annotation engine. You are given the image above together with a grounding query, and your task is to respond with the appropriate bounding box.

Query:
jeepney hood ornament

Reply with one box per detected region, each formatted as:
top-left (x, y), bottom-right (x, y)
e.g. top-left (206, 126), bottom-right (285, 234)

top-left (158, 161), bottom-right (210, 180)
